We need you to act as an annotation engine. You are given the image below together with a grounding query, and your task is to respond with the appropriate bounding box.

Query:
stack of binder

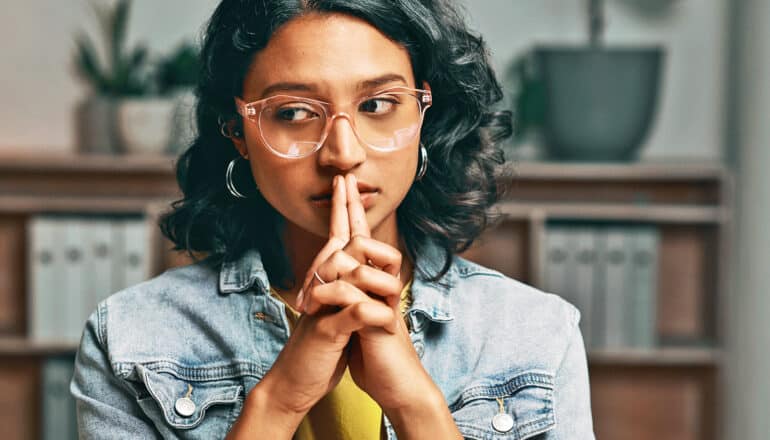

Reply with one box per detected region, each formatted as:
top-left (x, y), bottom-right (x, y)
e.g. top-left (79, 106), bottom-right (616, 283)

top-left (542, 223), bottom-right (660, 350)
top-left (27, 215), bottom-right (151, 343)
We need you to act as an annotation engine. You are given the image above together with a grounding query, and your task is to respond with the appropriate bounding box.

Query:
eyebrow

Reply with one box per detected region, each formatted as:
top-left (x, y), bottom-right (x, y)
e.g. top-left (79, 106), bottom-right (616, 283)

top-left (258, 73), bottom-right (409, 98)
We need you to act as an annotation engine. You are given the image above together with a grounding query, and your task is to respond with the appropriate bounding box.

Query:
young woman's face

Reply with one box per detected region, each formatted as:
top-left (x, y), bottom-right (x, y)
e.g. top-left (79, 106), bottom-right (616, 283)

top-left (232, 13), bottom-right (426, 240)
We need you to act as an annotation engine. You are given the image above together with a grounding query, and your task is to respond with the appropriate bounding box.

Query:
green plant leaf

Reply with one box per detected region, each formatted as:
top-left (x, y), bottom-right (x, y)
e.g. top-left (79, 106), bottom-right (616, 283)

top-left (111, 0), bottom-right (130, 77)
top-left (128, 46), bottom-right (148, 69)
top-left (74, 33), bottom-right (106, 92)
top-left (156, 42), bottom-right (201, 94)
top-left (75, 0), bottom-right (152, 97)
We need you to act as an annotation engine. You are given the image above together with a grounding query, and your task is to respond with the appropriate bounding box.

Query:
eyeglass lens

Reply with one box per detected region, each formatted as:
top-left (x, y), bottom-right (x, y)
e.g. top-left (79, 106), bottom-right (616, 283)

top-left (259, 92), bottom-right (422, 157)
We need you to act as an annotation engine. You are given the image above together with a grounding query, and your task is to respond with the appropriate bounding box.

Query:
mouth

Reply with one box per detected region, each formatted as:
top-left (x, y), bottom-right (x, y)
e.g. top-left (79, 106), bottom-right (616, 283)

top-left (310, 185), bottom-right (380, 209)
top-left (310, 180), bottom-right (379, 201)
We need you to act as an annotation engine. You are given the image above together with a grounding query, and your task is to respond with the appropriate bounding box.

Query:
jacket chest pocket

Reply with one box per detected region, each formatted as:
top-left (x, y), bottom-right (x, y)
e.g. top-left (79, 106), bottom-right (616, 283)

top-left (450, 371), bottom-right (556, 440)
top-left (131, 365), bottom-right (245, 439)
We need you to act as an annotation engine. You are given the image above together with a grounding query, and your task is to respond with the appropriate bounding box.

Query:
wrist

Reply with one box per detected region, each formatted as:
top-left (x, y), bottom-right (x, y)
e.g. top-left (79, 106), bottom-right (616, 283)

top-left (384, 385), bottom-right (443, 423)
top-left (226, 375), bottom-right (307, 439)
top-left (384, 386), bottom-right (461, 439)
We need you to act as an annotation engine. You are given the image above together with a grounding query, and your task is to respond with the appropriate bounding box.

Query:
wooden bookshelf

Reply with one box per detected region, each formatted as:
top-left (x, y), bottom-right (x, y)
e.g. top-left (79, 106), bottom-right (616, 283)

top-left (0, 337), bottom-right (79, 356)
top-left (463, 160), bottom-right (731, 440)
top-left (0, 153), bottom-right (732, 440)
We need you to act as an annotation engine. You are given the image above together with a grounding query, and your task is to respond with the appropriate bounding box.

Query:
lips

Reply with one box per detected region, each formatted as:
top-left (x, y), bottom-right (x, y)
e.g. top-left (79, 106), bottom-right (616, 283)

top-left (310, 180), bottom-right (379, 201)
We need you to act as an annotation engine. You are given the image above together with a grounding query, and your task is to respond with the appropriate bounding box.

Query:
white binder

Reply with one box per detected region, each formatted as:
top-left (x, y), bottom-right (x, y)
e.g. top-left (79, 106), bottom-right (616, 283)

top-left (627, 227), bottom-right (660, 348)
top-left (28, 217), bottom-right (64, 341)
top-left (62, 219), bottom-right (87, 343)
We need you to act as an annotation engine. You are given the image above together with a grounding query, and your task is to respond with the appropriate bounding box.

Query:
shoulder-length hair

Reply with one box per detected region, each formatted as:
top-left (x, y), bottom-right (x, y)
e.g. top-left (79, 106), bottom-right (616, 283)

top-left (160, 0), bottom-right (512, 289)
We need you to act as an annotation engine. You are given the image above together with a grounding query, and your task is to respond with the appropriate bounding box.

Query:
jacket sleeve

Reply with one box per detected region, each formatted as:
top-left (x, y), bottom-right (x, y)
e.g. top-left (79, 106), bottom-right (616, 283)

top-left (546, 307), bottom-right (596, 439)
top-left (70, 305), bottom-right (163, 439)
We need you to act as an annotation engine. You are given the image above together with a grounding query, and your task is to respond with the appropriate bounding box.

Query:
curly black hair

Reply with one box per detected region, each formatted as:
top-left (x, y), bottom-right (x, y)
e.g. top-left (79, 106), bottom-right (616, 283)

top-left (160, 0), bottom-right (512, 289)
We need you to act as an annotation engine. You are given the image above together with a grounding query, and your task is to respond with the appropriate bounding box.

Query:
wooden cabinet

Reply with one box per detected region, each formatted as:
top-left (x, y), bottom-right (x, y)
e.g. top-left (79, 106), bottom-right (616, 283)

top-left (0, 153), bottom-right (731, 439)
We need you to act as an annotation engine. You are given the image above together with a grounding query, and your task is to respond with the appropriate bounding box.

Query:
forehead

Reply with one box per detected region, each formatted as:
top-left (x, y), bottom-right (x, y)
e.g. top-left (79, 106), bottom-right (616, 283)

top-left (242, 13), bottom-right (415, 97)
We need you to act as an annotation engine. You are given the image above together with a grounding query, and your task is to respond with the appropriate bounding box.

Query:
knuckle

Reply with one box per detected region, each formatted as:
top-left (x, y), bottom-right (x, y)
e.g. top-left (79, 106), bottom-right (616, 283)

top-left (305, 286), bottom-right (321, 306)
top-left (337, 280), bottom-right (358, 300)
top-left (314, 318), bottom-right (340, 342)
top-left (351, 264), bottom-right (368, 281)
top-left (350, 302), bottom-right (368, 322)
top-left (348, 234), bottom-right (366, 248)
top-left (330, 249), bottom-right (347, 265)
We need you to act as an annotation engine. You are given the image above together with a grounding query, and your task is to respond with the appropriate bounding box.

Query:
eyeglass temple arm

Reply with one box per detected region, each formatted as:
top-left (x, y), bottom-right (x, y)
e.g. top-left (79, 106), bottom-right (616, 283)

top-left (233, 97), bottom-right (256, 118)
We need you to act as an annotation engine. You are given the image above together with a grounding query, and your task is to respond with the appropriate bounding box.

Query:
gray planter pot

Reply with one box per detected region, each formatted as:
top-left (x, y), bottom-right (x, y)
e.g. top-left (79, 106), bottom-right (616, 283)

top-left (75, 95), bottom-right (119, 154)
top-left (535, 47), bottom-right (664, 161)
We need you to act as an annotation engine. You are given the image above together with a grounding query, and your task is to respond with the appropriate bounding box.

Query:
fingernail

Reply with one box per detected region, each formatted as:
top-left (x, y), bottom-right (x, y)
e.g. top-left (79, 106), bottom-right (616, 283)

top-left (295, 288), bottom-right (304, 310)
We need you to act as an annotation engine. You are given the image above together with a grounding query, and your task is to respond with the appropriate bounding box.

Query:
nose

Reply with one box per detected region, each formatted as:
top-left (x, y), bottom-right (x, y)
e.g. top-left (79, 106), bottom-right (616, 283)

top-left (316, 113), bottom-right (366, 171)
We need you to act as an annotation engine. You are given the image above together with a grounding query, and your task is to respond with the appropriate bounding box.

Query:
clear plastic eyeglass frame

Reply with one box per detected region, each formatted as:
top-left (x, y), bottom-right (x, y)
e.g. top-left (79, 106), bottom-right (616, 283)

top-left (234, 86), bottom-right (432, 159)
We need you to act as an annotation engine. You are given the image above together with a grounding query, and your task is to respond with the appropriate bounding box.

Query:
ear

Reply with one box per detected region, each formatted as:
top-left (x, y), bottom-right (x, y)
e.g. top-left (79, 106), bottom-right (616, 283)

top-left (226, 119), bottom-right (249, 159)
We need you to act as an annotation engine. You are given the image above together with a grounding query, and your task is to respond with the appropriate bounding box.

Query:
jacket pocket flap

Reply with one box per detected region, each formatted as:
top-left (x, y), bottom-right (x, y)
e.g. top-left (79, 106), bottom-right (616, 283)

top-left (135, 364), bottom-right (243, 429)
top-left (449, 371), bottom-right (555, 440)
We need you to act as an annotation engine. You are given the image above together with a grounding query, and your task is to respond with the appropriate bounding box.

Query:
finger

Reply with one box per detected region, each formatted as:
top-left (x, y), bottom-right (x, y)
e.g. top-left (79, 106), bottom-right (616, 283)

top-left (305, 263), bottom-right (402, 315)
top-left (297, 176), bottom-right (350, 308)
top-left (317, 301), bottom-right (397, 337)
top-left (343, 235), bottom-right (402, 278)
top-left (346, 174), bottom-right (371, 239)
top-left (329, 174), bottom-right (350, 241)
top-left (297, 236), bottom-right (347, 309)
top-left (302, 250), bottom-right (360, 312)
top-left (338, 264), bottom-right (402, 308)
top-left (303, 280), bottom-right (369, 316)
top-left (314, 248), bottom-right (359, 286)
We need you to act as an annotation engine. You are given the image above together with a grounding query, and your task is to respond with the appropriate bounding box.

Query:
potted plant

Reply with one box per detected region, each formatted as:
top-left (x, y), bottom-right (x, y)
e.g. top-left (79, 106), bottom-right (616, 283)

top-left (73, 0), bottom-right (176, 155)
top-left (74, 0), bottom-right (148, 154)
top-left (508, 0), bottom-right (665, 162)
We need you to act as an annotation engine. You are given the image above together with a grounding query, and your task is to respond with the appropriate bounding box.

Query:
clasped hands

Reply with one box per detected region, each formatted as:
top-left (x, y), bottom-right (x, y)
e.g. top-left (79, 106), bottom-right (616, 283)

top-left (263, 174), bottom-right (439, 420)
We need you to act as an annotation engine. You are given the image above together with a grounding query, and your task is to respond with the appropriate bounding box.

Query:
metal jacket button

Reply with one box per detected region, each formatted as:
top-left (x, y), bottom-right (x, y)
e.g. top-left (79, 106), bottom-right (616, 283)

top-left (492, 397), bottom-right (514, 433)
top-left (175, 384), bottom-right (196, 417)
top-left (492, 413), bottom-right (514, 433)
top-left (175, 397), bottom-right (196, 417)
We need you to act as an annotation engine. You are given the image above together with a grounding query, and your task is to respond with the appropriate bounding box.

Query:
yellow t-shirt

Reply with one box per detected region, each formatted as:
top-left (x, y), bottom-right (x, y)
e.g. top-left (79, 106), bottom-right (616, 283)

top-left (269, 278), bottom-right (413, 440)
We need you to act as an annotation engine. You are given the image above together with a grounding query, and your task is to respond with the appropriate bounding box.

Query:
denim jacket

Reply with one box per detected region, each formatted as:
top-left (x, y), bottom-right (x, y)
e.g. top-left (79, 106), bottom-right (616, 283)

top-left (71, 242), bottom-right (595, 439)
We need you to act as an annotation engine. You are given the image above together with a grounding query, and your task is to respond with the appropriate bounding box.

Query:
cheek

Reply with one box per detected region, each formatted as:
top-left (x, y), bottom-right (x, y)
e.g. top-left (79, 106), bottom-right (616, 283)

top-left (382, 148), bottom-right (419, 200)
top-left (251, 164), bottom-right (299, 203)
top-left (247, 159), bottom-right (322, 223)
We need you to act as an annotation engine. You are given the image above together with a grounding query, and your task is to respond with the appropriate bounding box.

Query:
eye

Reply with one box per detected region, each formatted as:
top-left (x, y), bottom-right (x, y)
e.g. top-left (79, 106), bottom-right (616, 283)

top-left (359, 96), bottom-right (399, 115)
top-left (274, 104), bottom-right (320, 122)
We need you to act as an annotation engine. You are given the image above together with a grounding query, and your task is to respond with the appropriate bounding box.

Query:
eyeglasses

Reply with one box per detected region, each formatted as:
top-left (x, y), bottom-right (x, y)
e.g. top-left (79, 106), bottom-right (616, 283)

top-left (235, 86), bottom-right (432, 159)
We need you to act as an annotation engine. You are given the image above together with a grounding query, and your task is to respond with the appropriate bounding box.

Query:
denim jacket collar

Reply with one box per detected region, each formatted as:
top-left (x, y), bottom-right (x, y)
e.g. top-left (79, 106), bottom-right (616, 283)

top-left (217, 240), bottom-right (456, 324)
top-left (218, 248), bottom-right (270, 295)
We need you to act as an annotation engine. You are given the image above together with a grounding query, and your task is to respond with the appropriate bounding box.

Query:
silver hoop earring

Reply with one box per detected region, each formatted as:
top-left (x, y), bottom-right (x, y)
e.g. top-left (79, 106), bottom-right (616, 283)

top-left (416, 144), bottom-right (428, 181)
top-left (219, 120), bottom-right (230, 138)
top-left (219, 117), bottom-right (243, 139)
top-left (226, 157), bottom-right (248, 199)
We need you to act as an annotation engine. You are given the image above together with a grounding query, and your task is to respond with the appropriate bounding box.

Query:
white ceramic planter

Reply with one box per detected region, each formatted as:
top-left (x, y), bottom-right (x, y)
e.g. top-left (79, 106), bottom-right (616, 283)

top-left (116, 98), bottom-right (176, 155)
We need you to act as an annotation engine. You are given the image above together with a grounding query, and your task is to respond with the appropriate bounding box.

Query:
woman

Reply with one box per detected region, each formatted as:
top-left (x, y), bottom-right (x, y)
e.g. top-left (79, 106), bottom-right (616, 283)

top-left (71, 0), bottom-right (595, 438)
